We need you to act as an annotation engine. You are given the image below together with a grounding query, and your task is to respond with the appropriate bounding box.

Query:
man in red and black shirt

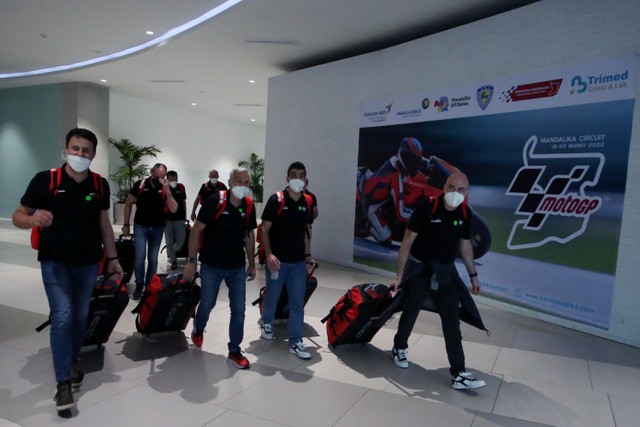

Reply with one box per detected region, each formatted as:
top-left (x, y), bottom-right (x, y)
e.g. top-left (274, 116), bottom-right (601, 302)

top-left (259, 161), bottom-right (315, 359)
top-left (184, 167), bottom-right (256, 369)
top-left (12, 128), bottom-right (122, 412)
top-left (390, 172), bottom-right (486, 390)
top-left (190, 169), bottom-right (227, 221)
top-left (122, 163), bottom-right (177, 299)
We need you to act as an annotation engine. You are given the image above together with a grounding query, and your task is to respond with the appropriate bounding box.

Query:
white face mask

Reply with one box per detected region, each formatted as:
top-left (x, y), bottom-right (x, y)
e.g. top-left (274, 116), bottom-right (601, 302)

top-left (288, 178), bottom-right (305, 193)
top-left (210, 178), bottom-right (218, 185)
top-left (231, 185), bottom-right (250, 199)
top-left (66, 154), bottom-right (92, 173)
top-left (444, 191), bottom-right (465, 209)
top-left (169, 181), bottom-right (178, 188)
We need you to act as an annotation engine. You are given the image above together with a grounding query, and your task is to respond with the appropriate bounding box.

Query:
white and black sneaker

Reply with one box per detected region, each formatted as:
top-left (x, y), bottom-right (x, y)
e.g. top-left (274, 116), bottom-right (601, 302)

top-left (452, 371), bottom-right (486, 390)
top-left (392, 347), bottom-right (409, 368)
top-left (289, 342), bottom-right (311, 359)
top-left (258, 319), bottom-right (274, 340)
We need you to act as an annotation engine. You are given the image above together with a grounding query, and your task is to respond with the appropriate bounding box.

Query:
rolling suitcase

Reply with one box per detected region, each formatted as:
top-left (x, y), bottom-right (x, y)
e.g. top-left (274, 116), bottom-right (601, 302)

top-left (321, 283), bottom-right (396, 347)
top-left (252, 262), bottom-right (318, 320)
top-left (161, 221), bottom-right (191, 260)
top-left (35, 275), bottom-right (129, 347)
top-left (132, 273), bottom-right (200, 335)
top-left (83, 275), bottom-right (129, 346)
top-left (115, 235), bottom-right (135, 283)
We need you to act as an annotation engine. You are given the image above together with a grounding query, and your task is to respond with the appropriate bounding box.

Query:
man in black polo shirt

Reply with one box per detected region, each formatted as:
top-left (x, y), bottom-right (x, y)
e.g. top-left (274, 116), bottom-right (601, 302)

top-left (389, 171), bottom-right (486, 390)
top-left (259, 161), bottom-right (315, 359)
top-left (190, 169), bottom-right (227, 221)
top-left (122, 163), bottom-right (178, 299)
top-left (12, 128), bottom-right (123, 412)
top-left (164, 170), bottom-right (187, 270)
top-left (183, 167), bottom-right (256, 369)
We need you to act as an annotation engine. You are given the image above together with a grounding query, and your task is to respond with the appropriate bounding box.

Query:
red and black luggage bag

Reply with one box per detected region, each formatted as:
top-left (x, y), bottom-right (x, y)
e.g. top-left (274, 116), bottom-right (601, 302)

top-left (83, 275), bottom-right (129, 346)
top-left (132, 273), bottom-right (200, 335)
top-left (321, 283), bottom-right (396, 347)
top-left (252, 262), bottom-right (318, 320)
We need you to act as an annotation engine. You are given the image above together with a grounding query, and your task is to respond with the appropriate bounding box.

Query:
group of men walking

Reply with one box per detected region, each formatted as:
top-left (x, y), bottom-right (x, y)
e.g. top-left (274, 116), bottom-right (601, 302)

top-left (12, 128), bottom-right (485, 413)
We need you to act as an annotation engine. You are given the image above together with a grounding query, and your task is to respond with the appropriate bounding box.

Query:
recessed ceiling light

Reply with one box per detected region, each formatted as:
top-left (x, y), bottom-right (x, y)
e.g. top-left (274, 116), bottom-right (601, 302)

top-left (249, 80), bottom-right (256, 84)
top-left (100, 79), bottom-right (107, 83)
top-left (146, 31), bottom-right (154, 35)
top-left (250, 118), bottom-right (256, 122)
top-left (191, 103), bottom-right (197, 106)
top-left (0, 0), bottom-right (245, 79)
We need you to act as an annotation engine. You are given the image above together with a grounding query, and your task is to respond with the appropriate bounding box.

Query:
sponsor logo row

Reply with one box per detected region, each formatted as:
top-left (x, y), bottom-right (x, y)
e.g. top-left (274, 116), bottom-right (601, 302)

top-left (363, 67), bottom-right (630, 123)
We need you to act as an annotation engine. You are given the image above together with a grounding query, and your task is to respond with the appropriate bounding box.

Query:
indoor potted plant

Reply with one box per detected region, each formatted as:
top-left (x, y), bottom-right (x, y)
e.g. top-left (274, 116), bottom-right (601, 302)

top-left (238, 152), bottom-right (264, 203)
top-left (109, 138), bottom-right (161, 224)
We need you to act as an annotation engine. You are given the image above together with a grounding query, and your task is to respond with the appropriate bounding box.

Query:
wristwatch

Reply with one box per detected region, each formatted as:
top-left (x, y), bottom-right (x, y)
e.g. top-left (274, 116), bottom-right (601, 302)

top-left (188, 257), bottom-right (197, 265)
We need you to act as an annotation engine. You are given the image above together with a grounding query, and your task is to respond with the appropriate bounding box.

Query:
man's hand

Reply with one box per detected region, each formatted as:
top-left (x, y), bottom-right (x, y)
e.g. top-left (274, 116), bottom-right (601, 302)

top-left (107, 260), bottom-right (124, 281)
top-left (32, 209), bottom-right (54, 228)
top-left (266, 254), bottom-right (280, 276)
top-left (470, 276), bottom-right (481, 295)
top-left (121, 224), bottom-right (131, 236)
top-left (246, 265), bottom-right (256, 281)
top-left (389, 277), bottom-right (401, 293)
top-left (183, 262), bottom-right (197, 282)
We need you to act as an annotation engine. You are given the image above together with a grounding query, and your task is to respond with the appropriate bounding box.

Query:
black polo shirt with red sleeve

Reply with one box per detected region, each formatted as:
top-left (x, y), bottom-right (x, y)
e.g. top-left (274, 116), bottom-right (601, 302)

top-left (408, 195), bottom-right (471, 264)
top-left (261, 189), bottom-right (311, 263)
top-left (197, 192), bottom-right (257, 269)
top-left (20, 165), bottom-right (110, 265)
top-left (130, 178), bottom-right (167, 227)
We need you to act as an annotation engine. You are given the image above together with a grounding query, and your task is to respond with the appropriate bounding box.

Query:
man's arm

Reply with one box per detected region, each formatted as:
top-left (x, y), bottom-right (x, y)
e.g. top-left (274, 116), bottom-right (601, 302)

top-left (99, 210), bottom-right (123, 278)
top-left (261, 220), bottom-right (279, 274)
top-left (12, 204), bottom-right (51, 229)
top-left (390, 228), bottom-right (418, 291)
top-left (459, 238), bottom-right (480, 295)
top-left (245, 229), bottom-right (256, 280)
top-left (191, 196), bottom-right (202, 221)
top-left (122, 193), bottom-right (136, 236)
top-left (183, 220), bottom-right (206, 281)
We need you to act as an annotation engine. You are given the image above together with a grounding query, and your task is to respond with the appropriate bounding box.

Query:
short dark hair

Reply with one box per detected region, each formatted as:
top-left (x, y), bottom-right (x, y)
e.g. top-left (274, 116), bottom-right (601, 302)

top-left (287, 161), bottom-right (306, 176)
top-left (66, 128), bottom-right (98, 150)
top-left (167, 170), bottom-right (178, 179)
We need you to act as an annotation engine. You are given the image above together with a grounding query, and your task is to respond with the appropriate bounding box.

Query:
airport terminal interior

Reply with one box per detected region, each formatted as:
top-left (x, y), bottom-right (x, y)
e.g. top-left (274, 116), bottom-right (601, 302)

top-left (0, 219), bottom-right (639, 427)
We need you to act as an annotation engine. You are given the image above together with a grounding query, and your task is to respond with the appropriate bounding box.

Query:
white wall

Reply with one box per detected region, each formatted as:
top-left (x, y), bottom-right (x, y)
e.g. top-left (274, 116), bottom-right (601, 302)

top-left (264, 0), bottom-right (640, 346)
top-left (109, 92), bottom-right (265, 210)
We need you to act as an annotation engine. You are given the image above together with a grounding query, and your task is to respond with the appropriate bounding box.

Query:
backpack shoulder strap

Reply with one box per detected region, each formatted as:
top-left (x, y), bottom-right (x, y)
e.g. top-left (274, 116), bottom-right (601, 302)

top-left (303, 194), bottom-right (314, 220)
top-left (91, 172), bottom-right (104, 198)
top-left (214, 190), bottom-right (228, 219)
top-left (429, 196), bottom-right (438, 216)
top-left (49, 168), bottom-right (62, 195)
top-left (139, 178), bottom-right (147, 191)
top-left (462, 202), bottom-right (469, 221)
top-left (275, 191), bottom-right (285, 216)
top-left (245, 196), bottom-right (254, 227)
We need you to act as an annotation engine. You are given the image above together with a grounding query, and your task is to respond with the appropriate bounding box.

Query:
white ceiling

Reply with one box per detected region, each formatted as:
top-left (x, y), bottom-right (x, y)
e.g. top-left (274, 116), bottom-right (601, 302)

top-left (0, 0), bottom-right (538, 125)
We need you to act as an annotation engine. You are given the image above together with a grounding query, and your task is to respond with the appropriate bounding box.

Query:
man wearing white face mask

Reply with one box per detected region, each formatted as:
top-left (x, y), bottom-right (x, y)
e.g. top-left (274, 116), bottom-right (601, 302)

top-left (389, 171), bottom-right (487, 390)
top-left (12, 128), bottom-right (123, 412)
top-left (183, 167), bottom-right (256, 369)
top-left (259, 161), bottom-right (315, 360)
top-left (191, 169), bottom-right (227, 222)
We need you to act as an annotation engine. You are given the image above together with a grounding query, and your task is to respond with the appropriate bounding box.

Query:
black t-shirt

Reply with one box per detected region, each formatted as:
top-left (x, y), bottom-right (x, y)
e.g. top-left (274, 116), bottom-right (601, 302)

top-left (166, 183), bottom-right (187, 221)
top-left (20, 166), bottom-right (110, 265)
top-left (130, 178), bottom-right (167, 227)
top-left (197, 192), bottom-right (257, 268)
top-left (261, 190), bottom-right (312, 263)
top-left (408, 195), bottom-right (471, 264)
top-left (198, 181), bottom-right (228, 204)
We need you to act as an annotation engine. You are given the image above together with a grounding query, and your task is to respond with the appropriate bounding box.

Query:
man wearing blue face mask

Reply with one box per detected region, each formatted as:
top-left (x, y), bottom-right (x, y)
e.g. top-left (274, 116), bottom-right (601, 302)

top-left (183, 167), bottom-right (256, 369)
top-left (259, 161), bottom-right (316, 360)
top-left (12, 128), bottom-right (123, 412)
top-left (389, 171), bottom-right (487, 390)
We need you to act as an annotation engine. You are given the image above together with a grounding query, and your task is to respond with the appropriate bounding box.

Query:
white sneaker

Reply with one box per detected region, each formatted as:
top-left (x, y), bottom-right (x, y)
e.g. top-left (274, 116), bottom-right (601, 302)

top-left (258, 319), bottom-right (273, 340)
top-left (289, 342), bottom-right (311, 359)
top-left (392, 347), bottom-right (409, 368)
top-left (452, 371), bottom-right (486, 390)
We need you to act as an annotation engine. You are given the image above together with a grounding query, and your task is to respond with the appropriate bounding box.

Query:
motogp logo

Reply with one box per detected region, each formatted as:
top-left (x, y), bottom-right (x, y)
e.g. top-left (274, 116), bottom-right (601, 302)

top-left (505, 136), bottom-right (603, 250)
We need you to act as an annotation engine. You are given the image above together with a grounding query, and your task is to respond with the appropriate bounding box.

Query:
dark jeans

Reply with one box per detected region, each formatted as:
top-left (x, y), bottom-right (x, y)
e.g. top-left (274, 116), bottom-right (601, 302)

top-left (393, 258), bottom-right (465, 376)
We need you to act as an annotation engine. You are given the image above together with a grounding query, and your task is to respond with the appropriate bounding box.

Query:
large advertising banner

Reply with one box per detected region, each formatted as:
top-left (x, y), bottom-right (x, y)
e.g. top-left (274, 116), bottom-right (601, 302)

top-left (354, 56), bottom-right (636, 329)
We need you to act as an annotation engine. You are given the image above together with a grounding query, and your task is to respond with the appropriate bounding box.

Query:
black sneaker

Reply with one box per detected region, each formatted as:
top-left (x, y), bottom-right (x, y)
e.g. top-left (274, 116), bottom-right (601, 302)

top-left (132, 284), bottom-right (144, 300)
top-left (54, 381), bottom-right (75, 411)
top-left (70, 360), bottom-right (84, 388)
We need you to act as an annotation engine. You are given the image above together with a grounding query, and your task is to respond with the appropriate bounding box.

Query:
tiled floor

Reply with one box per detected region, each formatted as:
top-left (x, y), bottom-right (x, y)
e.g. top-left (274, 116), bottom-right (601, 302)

top-left (1, 219), bottom-right (639, 426)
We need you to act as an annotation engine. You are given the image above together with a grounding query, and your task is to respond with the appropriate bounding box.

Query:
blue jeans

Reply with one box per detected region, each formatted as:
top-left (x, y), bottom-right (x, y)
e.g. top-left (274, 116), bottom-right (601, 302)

top-left (133, 224), bottom-right (165, 286)
top-left (41, 260), bottom-right (99, 382)
top-left (260, 261), bottom-right (307, 346)
top-left (194, 264), bottom-right (247, 352)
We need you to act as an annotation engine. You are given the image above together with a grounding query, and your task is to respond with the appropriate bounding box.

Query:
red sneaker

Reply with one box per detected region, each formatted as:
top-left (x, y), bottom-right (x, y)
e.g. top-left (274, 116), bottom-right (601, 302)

top-left (191, 329), bottom-right (204, 347)
top-left (227, 351), bottom-right (250, 369)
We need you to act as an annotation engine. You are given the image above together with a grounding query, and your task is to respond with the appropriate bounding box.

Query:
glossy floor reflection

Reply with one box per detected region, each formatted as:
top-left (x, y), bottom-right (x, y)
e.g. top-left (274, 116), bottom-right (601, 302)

top-left (0, 219), bottom-right (639, 426)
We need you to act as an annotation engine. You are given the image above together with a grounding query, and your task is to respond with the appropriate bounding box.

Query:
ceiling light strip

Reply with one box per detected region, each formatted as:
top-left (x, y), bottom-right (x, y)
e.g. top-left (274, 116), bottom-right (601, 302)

top-left (0, 0), bottom-right (244, 79)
